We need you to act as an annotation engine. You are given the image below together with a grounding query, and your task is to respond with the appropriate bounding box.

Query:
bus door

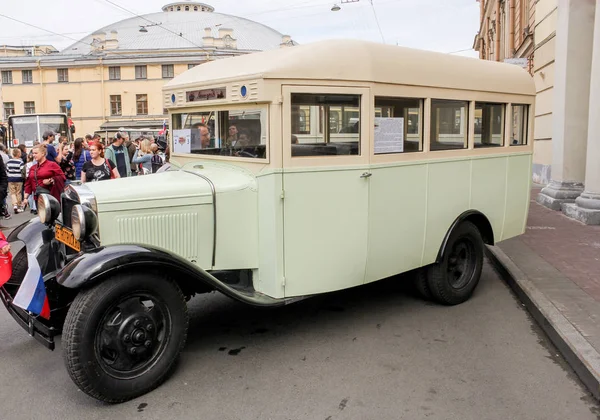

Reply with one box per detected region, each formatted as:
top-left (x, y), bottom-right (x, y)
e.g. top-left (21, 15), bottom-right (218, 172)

top-left (281, 86), bottom-right (372, 297)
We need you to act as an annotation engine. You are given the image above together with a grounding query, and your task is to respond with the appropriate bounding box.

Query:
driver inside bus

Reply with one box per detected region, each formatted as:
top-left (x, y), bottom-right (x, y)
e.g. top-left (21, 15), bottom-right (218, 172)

top-left (192, 123), bottom-right (212, 149)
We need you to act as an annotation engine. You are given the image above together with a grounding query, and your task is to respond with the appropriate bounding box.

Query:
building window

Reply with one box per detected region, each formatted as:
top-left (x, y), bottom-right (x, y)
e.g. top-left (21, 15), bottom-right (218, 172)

top-left (430, 99), bottom-right (469, 151)
top-left (162, 64), bottom-right (174, 79)
top-left (24, 101), bottom-right (36, 114)
top-left (188, 63), bottom-right (197, 70)
top-left (185, 6), bottom-right (189, 10)
top-left (511, 104), bottom-right (529, 146)
top-left (135, 65), bottom-right (147, 79)
top-left (57, 68), bottom-right (69, 83)
top-left (1, 71), bottom-right (12, 84)
top-left (374, 97), bottom-right (423, 154)
top-left (474, 102), bottom-right (505, 148)
top-left (22, 70), bottom-right (33, 84)
top-left (59, 100), bottom-right (72, 117)
top-left (291, 93), bottom-right (361, 156)
top-left (3, 102), bottom-right (15, 120)
top-left (110, 95), bottom-right (122, 116)
top-left (108, 66), bottom-right (121, 80)
top-left (136, 94), bottom-right (148, 115)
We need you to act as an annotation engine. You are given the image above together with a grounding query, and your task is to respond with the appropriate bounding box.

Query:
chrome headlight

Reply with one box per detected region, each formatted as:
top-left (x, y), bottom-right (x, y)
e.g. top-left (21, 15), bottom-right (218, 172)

top-left (71, 204), bottom-right (98, 241)
top-left (37, 194), bottom-right (61, 224)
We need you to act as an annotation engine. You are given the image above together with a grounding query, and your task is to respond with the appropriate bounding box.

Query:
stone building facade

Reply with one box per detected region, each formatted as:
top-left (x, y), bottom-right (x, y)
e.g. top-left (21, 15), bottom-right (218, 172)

top-left (0, 2), bottom-right (294, 137)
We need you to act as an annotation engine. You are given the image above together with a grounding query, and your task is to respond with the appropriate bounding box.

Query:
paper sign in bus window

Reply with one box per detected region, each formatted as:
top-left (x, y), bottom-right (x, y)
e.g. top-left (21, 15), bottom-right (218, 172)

top-left (374, 117), bottom-right (404, 154)
top-left (173, 129), bottom-right (191, 154)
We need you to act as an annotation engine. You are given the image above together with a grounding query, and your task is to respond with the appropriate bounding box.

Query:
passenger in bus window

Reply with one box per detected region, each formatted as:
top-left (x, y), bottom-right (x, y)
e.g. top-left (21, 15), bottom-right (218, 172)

top-left (227, 125), bottom-right (238, 147)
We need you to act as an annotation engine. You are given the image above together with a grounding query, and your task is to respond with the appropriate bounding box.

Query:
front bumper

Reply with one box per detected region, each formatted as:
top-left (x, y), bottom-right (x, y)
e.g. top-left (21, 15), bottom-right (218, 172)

top-left (0, 286), bottom-right (57, 350)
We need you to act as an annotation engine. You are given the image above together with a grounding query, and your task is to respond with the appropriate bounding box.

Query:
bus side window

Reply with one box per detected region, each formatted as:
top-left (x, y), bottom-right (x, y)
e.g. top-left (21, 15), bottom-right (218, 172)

top-left (374, 97), bottom-right (423, 154)
top-left (511, 104), bottom-right (529, 146)
top-left (430, 100), bottom-right (469, 151)
top-left (291, 93), bottom-right (361, 157)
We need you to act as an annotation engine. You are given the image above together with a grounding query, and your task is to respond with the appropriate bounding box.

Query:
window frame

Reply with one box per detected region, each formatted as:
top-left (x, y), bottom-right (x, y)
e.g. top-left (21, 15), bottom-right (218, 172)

top-left (57, 68), bottom-right (69, 83)
top-left (170, 103), bottom-right (270, 162)
top-left (110, 95), bottom-right (122, 116)
top-left (473, 101), bottom-right (506, 148)
top-left (59, 100), bottom-right (72, 117)
top-left (22, 70), bottom-right (33, 84)
top-left (373, 96), bottom-right (424, 155)
top-left (510, 103), bottom-right (529, 146)
top-left (162, 64), bottom-right (174, 79)
top-left (136, 94), bottom-right (149, 115)
top-left (1, 70), bottom-right (13, 85)
top-left (108, 66), bottom-right (121, 81)
top-left (282, 85), bottom-right (370, 168)
top-left (429, 99), bottom-right (470, 152)
top-left (24, 101), bottom-right (36, 114)
top-left (3, 102), bottom-right (15, 120)
top-left (135, 65), bottom-right (147, 80)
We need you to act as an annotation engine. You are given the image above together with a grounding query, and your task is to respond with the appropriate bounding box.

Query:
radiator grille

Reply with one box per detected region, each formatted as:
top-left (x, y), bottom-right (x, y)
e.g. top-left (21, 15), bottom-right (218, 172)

top-left (116, 213), bottom-right (199, 260)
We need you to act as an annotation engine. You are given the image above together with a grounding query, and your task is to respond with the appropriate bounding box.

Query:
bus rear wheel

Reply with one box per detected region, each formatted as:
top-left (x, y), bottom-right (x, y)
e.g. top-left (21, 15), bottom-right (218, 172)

top-left (425, 221), bottom-right (484, 305)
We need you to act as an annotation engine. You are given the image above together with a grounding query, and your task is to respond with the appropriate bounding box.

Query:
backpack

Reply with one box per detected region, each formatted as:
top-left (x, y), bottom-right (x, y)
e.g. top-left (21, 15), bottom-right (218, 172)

top-left (151, 153), bottom-right (163, 173)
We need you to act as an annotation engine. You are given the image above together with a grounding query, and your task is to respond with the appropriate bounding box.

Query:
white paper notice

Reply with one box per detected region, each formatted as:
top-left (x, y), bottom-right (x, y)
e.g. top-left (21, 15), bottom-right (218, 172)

top-left (374, 117), bottom-right (404, 154)
top-left (173, 129), bottom-right (191, 154)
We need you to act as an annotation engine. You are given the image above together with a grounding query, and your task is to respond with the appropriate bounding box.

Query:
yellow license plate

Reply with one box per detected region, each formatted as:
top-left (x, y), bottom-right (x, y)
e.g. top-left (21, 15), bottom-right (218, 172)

top-left (55, 225), bottom-right (81, 252)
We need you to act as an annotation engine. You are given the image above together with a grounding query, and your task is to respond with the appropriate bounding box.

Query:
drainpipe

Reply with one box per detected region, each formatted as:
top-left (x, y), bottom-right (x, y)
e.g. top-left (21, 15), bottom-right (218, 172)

top-left (99, 57), bottom-right (106, 122)
top-left (37, 59), bottom-right (45, 112)
top-left (508, 0), bottom-right (515, 56)
top-left (479, 0), bottom-right (485, 59)
top-left (495, 1), bottom-right (501, 61)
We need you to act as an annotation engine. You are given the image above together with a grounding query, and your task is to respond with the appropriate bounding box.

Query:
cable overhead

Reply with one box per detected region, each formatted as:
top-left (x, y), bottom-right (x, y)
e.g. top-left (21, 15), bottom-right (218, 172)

top-left (0, 12), bottom-right (93, 47)
top-left (368, 0), bottom-right (385, 43)
top-left (101, 0), bottom-right (204, 49)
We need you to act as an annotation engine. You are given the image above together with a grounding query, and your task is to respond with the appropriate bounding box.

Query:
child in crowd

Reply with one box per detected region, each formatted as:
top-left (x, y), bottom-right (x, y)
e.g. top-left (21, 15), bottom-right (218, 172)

top-left (6, 148), bottom-right (24, 214)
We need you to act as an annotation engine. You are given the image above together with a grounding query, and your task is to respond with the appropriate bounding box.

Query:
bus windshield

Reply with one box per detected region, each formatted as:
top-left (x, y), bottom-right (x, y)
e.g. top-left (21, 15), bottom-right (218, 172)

top-left (9, 114), bottom-right (69, 146)
top-left (171, 107), bottom-right (267, 159)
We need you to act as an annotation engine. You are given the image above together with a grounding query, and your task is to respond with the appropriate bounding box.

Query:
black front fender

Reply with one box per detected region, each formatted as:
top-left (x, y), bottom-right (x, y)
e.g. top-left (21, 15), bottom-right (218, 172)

top-left (8, 218), bottom-right (62, 274)
top-left (56, 244), bottom-right (300, 307)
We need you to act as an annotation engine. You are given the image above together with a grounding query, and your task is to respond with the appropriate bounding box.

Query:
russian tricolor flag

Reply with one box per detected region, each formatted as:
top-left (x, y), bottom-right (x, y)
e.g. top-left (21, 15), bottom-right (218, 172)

top-left (158, 119), bottom-right (167, 136)
top-left (12, 253), bottom-right (50, 320)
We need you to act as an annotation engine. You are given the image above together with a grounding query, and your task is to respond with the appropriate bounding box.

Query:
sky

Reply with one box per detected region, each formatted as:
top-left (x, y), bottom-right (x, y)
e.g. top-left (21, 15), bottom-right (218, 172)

top-left (0, 0), bottom-right (480, 58)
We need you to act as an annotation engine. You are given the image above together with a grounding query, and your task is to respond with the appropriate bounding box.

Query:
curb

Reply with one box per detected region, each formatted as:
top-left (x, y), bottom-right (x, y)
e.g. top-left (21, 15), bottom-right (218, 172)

top-left (486, 245), bottom-right (600, 401)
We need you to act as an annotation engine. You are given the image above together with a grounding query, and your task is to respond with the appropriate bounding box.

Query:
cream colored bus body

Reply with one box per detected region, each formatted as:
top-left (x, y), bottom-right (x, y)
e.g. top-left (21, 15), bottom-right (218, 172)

top-left (155, 39), bottom-right (535, 299)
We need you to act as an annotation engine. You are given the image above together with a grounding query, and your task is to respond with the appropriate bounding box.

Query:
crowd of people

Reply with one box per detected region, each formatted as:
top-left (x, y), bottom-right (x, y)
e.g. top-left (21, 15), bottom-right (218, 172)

top-left (0, 130), bottom-right (169, 219)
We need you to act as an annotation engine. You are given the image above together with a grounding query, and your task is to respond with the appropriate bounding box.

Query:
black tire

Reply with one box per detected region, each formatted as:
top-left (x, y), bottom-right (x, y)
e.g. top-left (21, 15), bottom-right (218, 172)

top-left (3, 248), bottom-right (28, 297)
top-left (62, 272), bottom-right (189, 403)
top-left (426, 221), bottom-right (484, 305)
top-left (412, 268), bottom-right (433, 300)
top-left (7, 247), bottom-right (27, 286)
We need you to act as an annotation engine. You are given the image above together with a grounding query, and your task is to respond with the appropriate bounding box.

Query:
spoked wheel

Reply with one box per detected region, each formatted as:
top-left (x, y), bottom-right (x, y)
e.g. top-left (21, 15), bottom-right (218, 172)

top-left (96, 293), bottom-right (171, 380)
top-left (62, 273), bottom-right (188, 403)
top-left (425, 221), bottom-right (484, 305)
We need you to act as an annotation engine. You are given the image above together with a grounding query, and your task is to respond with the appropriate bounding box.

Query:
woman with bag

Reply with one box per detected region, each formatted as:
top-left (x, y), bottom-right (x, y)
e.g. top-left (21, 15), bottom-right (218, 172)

top-left (72, 138), bottom-right (91, 180)
top-left (131, 139), bottom-right (153, 175)
top-left (81, 142), bottom-right (120, 183)
top-left (23, 144), bottom-right (66, 207)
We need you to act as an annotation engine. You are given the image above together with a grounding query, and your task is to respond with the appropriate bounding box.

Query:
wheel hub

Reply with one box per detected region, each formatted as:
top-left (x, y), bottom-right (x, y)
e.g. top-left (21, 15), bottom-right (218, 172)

top-left (120, 315), bottom-right (156, 351)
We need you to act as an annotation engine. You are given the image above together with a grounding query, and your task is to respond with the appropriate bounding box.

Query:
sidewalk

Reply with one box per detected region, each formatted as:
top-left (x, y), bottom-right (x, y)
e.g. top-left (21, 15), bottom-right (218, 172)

top-left (0, 208), bottom-right (37, 235)
top-left (487, 186), bottom-right (600, 400)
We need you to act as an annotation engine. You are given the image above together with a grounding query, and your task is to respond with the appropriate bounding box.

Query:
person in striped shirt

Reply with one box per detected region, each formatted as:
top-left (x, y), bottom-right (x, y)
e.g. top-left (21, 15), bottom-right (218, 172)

top-left (6, 148), bottom-right (25, 214)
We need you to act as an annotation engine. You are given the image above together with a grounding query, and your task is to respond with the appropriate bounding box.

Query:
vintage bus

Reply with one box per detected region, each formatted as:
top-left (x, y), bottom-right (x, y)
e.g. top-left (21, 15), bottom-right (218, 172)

top-left (5, 113), bottom-right (74, 147)
top-left (1, 40), bottom-right (534, 403)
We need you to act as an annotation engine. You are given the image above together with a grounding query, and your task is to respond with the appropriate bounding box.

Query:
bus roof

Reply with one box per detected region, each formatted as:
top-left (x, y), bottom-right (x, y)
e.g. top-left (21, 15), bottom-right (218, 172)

top-left (164, 39), bottom-right (535, 96)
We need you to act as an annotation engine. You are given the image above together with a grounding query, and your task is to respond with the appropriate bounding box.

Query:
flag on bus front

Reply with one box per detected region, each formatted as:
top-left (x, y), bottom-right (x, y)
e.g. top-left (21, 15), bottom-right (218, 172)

top-left (12, 252), bottom-right (50, 319)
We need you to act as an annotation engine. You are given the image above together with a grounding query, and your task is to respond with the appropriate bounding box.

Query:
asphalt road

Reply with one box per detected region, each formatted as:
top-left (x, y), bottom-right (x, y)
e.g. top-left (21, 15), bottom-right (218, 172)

top-left (0, 255), bottom-right (599, 420)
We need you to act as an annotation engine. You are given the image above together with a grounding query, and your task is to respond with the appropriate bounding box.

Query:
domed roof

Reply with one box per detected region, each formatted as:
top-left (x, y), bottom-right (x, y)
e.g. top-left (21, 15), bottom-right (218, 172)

top-left (61, 2), bottom-right (293, 55)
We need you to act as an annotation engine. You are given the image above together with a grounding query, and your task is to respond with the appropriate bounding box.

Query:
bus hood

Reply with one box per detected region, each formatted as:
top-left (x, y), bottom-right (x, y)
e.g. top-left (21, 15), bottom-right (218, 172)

top-left (85, 163), bottom-right (257, 213)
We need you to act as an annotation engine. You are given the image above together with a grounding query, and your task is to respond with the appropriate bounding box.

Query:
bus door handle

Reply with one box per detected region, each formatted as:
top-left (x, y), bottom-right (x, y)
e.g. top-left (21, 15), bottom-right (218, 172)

top-left (360, 172), bottom-right (372, 178)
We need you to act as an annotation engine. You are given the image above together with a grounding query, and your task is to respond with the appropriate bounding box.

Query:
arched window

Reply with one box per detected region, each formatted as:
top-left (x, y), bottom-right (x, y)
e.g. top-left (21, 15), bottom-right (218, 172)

top-left (194, 6), bottom-right (198, 11)
top-left (185, 6), bottom-right (189, 11)
top-left (177, 6), bottom-right (181, 11)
